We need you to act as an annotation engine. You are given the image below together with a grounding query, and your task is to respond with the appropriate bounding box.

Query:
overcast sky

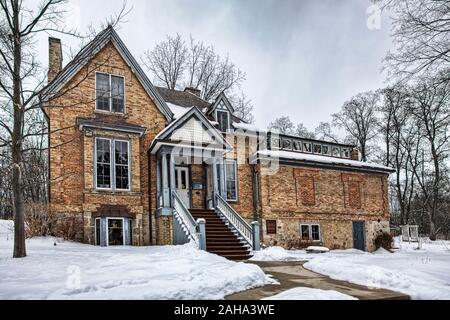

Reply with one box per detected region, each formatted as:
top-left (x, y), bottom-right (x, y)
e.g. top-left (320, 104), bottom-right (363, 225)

top-left (37, 0), bottom-right (393, 129)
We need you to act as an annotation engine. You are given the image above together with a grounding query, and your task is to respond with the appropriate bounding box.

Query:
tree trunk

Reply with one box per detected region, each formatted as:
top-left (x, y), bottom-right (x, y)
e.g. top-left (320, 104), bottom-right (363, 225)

top-left (12, 0), bottom-right (26, 258)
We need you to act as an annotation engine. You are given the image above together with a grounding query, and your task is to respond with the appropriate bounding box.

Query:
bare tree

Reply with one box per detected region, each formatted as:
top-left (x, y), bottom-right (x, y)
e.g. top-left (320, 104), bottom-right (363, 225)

top-left (332, 91), bottom-right (380, 161)
top-left (228, 92), bottom-right (254, 123)
top-left (143, 34), bottom-right (247, 103)
top-left (295, 123), bottom-right (315, 139)
top-left (379, 0), bottom-right (450, 79)
top-left (409, 73), bottom-right (450, 238)
top-left (142, 34), bottom-right (187, 90)
top-left (315, 122), bottom-right (339, 143)
top-left (0, 0), bottom-right (129, 258)
top-left (268, 116), bottom-right (295, 135)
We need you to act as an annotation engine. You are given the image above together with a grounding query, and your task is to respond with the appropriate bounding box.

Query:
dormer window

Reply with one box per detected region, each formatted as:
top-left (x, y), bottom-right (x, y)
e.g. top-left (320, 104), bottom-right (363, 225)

top-left (216, 110), bottom-right (230, 132)
top-left (96, 73), bottom-right (125, 113)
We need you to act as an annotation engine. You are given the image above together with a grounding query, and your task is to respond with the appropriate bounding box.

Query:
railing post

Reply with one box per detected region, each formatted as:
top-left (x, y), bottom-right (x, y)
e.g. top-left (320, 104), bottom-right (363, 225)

top-left (197, 218), bottom-right (207, 251)
top-left (251, 221), bottom-right (260, 251)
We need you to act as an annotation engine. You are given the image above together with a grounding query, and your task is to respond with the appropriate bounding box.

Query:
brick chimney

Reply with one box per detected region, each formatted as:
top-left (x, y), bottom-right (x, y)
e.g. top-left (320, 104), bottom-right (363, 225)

top-left (184, 87), bottom-right (201, 97)
top-left (351, 148), bottom-right (360, 161)
top-left (48, 37), bottom-right (62, 83)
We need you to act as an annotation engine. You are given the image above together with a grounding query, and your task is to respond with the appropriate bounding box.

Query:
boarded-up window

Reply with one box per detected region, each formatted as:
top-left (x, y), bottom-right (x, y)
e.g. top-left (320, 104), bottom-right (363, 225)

top-left (299, 176), bottom-right (316, 206)
top-left (348, 181), bottom-right (361, 208)
top-left (266, 220), bottom-right (277, 234)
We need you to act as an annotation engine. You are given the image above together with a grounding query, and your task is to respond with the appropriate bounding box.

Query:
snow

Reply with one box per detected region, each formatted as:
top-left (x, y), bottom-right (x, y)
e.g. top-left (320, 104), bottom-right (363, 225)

top-left (250, 246), bottom-right (311, 261)
top-left (0, 220), bottom-right (274, 300)
top-left (257, 149), bottom-right (394, 172)
top-left (251, 237), bottom-right (450, 300)
top-left (306, 246), bottom-right (330, 253)
top-left (262, 287), bottom-right (357, 300)
top-left (167, 102), bottom-right (190, 119)
top-left (233, 122), bottom-right (265, 133)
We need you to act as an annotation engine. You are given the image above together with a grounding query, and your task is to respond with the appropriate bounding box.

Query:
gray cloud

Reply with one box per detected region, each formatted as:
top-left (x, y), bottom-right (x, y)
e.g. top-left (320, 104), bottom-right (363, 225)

top-left (37, 0), bottom-right (393, 129)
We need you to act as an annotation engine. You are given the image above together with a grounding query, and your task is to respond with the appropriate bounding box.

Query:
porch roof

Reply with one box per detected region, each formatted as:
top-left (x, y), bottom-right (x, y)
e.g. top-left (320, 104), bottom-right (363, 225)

top-left (149, 107), bottom-right (232, 154)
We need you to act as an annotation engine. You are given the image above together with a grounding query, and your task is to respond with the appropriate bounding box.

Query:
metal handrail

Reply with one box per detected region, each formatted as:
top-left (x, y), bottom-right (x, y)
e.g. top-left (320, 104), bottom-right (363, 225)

top-left (214, 193), bottom-right (253, 247)
top-left (172, 191), bottom-right (198, 244)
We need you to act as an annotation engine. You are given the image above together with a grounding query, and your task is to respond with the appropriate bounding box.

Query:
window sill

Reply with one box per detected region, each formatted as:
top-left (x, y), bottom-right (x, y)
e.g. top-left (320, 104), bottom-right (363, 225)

top-left (94, 110), bottom-right (128, 118)
top-left (85, 189), bottom-right (142, 196)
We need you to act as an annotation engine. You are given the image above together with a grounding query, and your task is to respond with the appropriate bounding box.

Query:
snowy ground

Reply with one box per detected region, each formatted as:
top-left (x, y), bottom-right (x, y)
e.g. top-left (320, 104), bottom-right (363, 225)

top-left (262, 287), bottom-right (357, 300)
top-left (253, 238), bottom-right (450, 300)
top-left (0, 220), bottom-right (273, 300)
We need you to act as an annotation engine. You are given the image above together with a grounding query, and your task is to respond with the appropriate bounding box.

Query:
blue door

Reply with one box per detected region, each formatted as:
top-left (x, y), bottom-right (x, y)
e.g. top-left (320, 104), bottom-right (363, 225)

top-left (352, 221), bottom-right (366, 251)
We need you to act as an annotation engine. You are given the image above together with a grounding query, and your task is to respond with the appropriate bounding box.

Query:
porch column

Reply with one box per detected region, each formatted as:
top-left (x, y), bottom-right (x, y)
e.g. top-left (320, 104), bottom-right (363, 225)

top-left (211, 158), bottom-right (218, 207)
top-left (219, 158), bottom-right (227, 199)
top-left (169, 154), bottom-right (176, 206)
top-left (161, 153), bottom-right (170, 208)
top-left (156, 156), bottom-right (161, 208)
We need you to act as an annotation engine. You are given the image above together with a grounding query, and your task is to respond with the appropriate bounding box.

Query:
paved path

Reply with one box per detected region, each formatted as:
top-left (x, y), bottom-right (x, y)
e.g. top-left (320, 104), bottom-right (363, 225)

top-left (226, 261), bottom-right (409, 300)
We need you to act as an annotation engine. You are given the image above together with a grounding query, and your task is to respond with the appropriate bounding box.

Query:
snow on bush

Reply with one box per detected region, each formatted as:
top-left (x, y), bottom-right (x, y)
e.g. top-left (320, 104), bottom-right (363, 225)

top-left (250, 246), bottom-right (311, 261)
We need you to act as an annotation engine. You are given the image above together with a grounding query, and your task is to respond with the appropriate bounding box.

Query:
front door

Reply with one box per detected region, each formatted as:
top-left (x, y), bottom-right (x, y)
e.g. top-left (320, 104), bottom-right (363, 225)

top-left (175, 166), bottom-right (190, 208)
top-left (352, 221), bottom-right (366, 251)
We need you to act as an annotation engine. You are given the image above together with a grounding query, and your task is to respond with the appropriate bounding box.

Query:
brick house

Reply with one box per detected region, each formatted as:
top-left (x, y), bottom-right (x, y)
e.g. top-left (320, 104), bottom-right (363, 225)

top-left (40, 27), bottom-right (394, 260)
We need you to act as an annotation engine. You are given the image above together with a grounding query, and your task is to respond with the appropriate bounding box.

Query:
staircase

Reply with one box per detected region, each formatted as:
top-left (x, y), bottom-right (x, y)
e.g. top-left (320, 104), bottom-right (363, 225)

top-left (189, 209), bottom-right (253, 261)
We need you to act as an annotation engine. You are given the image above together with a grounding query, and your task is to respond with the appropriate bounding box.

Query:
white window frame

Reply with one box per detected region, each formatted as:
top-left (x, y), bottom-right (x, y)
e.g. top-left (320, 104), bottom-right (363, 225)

top-left (224, 159), bottom-right (238, 202)
top-left (322, 144), bottom-right (331, 156)
top-left (341, 147), bottom-right (350, 159)
top-left (313, 143), bottom-right (322, 155)
top-left (95, 72), bottom-right (126, 114)
top-left (293, 140), bottom-right (302, 152)
top-left (300, 223), bottom-right (321, 242)
top-left (215, 109), bottom-right (231, 132)
top-left (94, 137), bottom-right (131, 192)
top-left (106, 217), bottom-right (126, 246)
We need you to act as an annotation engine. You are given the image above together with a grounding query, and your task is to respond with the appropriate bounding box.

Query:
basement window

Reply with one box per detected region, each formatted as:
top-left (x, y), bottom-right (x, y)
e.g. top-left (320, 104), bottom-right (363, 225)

top-left (300, 224), bottom-right (321, 241)
top-left (96, 72), bottom-right (125, 113)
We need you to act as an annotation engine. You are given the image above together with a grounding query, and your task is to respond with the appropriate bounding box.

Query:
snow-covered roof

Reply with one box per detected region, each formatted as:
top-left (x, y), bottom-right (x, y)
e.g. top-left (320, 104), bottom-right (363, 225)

top-left (233, 122), bottom-right (266, 132)
top-left (167, 102), bottom-right (190, 119)
top-left (256, 150), bottom-right (394, 173)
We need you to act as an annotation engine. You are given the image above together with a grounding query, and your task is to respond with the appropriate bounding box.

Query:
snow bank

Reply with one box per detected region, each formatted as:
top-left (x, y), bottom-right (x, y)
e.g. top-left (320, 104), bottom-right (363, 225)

top-left (304, 241), bottom-right (450, 300)
top-left (250, 246), bottom-right (311, 261)
top-left (262, 287), bottom-right (357, 300)
top-left (0, 233), bottom-right (274, 300)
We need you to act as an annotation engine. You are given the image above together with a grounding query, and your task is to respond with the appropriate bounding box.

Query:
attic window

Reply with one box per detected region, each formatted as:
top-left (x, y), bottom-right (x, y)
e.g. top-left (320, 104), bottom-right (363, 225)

top-left (96, 73), bottom-right (125, 113)
top-left (216, 110), bottom-right (230, 132)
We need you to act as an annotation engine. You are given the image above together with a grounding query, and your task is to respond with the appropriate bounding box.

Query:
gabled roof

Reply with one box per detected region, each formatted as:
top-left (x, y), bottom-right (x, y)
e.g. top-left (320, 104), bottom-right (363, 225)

top-left (207, 91), bottom-right (235, 115)
top-left (40, 26), bottom-right (173, 122)
top-left (155, 86), bottom-right (211, 110)
top-left (149, 106), bottom-right (232, 154)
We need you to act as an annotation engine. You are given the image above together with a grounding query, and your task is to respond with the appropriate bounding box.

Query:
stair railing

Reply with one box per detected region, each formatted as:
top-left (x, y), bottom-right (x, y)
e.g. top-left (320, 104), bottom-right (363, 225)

top-left (214, 192), bottom-right (260, 250)
top-left (172, 191), bottom-right (206, 250)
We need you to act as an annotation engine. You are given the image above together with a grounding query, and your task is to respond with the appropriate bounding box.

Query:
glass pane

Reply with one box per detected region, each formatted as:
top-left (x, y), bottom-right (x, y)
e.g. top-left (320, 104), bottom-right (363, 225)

top-left (111, 76), bottom-right (124, 113)
top-left (96, 73), bottom-right (110, 111)
top-left (96, 139), bottom-right (111, 188)
top-left (301, 225), bottom-right (310, 240)
top-left (108, 219), bottom-right (123, 246)
top-left (322, 145), bottom-right (330, 155)
top-left (181, 170), bottom-right (187, 189)
top-left (293, 141), bottom-right (302, 151)
top-left (314, 144), bottom-right (322, 154)
top-left (115, 141), bottom-right (128, 165)
top-left (332, 146), bottom-right (341, 157)
top-left (225, 161), bottom-right (237, 200)
top-left (115, 165), bottom-right (129, 190)
top-left (217, 111), bottom-right (229, 132)
top-left (303, 142), bottom-right (312, 153)
top-left (311, 225), bottom-right (320, 241)
top-left (271, 137), bottom-right (280, 149)
top-left (282, 139), bottom-right (292, 150)
top-left (95, 219), bottom-right (101, 245)
top-left (342, 148), bottom-right (350, 158)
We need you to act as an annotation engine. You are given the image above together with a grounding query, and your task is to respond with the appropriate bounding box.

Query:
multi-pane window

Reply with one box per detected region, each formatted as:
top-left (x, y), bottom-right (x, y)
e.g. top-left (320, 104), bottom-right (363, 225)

top-left (95, 138), bottom-right (130, 191)
top-left (225, 159), bottom-right (238, 201)
top-left (282, 138), bottom-right (292, 150)
top-left (96, 139), bottom-right (111, 188)
top-left (332, 146), bottom-right (341, 157)
top-left (300, 224), bottom-right (321, 241)
top-left (293, 140), bottom-right (302, 151)
top-left (322, 145), bottom-right (330, 156)
top-left (96, 73), bottom-right (125, 113)
top-left (341, 147), bottom-right (350, 158)
top-left (217, 110), bottom-right (230, 132)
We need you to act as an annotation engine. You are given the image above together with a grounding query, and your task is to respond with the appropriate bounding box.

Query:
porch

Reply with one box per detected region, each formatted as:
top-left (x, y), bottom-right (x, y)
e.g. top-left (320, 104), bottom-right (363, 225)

top-left (149, 107), bottom-right (260, 259)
